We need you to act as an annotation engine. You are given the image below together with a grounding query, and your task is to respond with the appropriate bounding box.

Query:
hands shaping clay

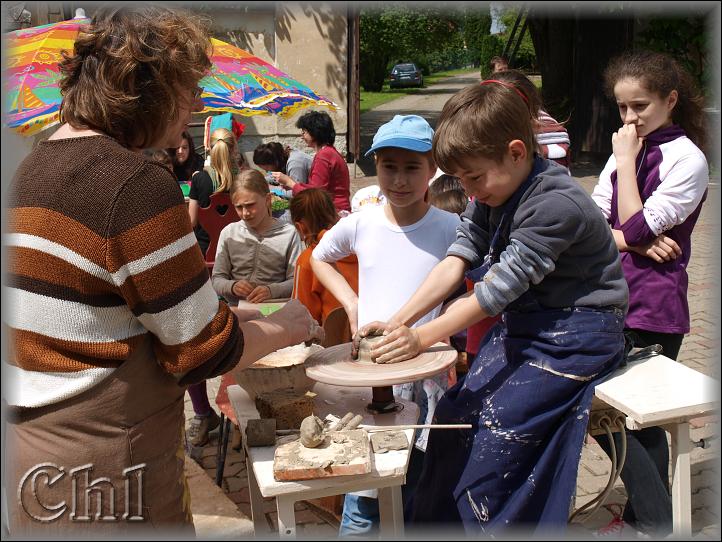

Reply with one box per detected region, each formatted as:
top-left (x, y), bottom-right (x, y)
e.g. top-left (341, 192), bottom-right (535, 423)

top-left (356, 333), bottom-right (387, 363)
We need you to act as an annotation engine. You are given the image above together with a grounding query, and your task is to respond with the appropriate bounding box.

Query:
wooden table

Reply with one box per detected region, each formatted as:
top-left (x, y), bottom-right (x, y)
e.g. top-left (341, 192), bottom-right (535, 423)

top-left (227, 382), bottom-right (420, 538)
top-left (593, 354), bottom-right (719, 537)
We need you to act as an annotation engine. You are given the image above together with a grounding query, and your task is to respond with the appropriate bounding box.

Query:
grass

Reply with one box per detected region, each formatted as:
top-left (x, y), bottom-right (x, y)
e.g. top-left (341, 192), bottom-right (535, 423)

top-left (359, 66), bottom-right (478, 114)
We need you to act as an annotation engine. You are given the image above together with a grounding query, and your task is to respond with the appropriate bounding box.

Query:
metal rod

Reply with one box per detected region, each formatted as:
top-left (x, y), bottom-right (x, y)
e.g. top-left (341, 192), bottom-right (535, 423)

top-left (360, 424), bottom-right (472, 432)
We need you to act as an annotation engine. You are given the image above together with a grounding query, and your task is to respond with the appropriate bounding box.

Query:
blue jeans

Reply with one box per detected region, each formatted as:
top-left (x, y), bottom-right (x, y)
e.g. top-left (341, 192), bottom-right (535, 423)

top-left (338, 447), bottom-right (425, 537)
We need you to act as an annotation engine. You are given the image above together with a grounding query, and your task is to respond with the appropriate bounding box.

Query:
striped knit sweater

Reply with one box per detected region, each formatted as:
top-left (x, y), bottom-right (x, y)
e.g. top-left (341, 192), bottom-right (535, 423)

top-left (5, 135), bottom-right (243, 408)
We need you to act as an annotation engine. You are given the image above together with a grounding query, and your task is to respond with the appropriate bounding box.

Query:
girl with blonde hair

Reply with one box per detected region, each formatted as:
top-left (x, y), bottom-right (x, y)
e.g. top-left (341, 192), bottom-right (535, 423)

top-left (188, 127), bottom-right (238, 257)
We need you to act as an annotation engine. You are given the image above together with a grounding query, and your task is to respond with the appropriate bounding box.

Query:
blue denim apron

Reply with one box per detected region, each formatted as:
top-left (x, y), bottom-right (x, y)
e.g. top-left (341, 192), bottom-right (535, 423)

top-left (408, 158), bottom-right (626, 534)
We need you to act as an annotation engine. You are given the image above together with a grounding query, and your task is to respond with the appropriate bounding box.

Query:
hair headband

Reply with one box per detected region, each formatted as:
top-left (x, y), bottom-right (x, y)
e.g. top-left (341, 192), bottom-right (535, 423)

top-left (481, 79), bottom-right (529, 104)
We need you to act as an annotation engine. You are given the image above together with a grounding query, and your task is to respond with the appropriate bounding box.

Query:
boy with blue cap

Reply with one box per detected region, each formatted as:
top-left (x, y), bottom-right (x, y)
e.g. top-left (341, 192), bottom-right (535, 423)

top-left (311, 114), bottom-right (461, 536)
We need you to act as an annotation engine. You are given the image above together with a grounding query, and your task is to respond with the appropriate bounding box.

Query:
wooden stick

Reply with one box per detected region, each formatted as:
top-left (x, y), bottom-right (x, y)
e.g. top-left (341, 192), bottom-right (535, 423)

top-left (359, 424), bottom-right (472, 432)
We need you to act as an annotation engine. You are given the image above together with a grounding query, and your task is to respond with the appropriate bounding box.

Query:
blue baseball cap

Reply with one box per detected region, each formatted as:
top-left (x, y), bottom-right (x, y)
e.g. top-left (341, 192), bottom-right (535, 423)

top-left (364, 114), bottom-right (434, 156)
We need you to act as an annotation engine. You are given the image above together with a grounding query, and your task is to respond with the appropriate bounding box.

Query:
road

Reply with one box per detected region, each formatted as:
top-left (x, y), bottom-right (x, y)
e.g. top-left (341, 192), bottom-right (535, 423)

top-left (354, 71), bottom-right (482, 179)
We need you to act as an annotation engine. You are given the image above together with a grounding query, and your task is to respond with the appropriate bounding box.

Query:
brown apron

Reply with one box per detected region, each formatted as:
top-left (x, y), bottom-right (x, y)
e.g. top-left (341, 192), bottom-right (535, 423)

top-left (5, 335), bottom-right (195, 537)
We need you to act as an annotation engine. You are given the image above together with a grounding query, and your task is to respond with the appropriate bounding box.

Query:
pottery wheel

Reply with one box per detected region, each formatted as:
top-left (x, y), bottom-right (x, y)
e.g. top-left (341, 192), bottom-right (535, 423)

top-left (304, 342), bottom-right (457, 387)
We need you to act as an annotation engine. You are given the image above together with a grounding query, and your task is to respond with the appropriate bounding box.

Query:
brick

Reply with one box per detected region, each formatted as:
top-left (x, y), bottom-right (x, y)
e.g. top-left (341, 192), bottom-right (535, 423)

top-left (225, 475), bottom-right (246, 493)
top-left (221, 460), bottom-right (244, 478)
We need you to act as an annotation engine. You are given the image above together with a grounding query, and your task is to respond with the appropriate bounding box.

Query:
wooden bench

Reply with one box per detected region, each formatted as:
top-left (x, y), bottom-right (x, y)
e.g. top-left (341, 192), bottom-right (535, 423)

top-left (592, 354), bottom-right (719, 537)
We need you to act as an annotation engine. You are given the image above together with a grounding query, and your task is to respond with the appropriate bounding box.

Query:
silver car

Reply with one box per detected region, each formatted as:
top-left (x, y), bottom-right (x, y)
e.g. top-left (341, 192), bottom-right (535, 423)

top-left (389, 63), bottom-right (423, 88)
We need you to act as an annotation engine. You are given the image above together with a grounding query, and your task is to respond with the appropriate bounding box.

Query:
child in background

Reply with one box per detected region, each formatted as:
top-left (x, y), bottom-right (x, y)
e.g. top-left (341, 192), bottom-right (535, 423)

top-left (212, 170), bottom-right (303, 304)
top-left (168, 130), bottom-right (205, 183)
top-left (590, 49), bottom-right (709, 538)
top-left (211, 170), bottom-right (305, 449)
top-left (188, 127), bottom-right (238, 258)
top-left (360, 82), bottom-right (628, 535)
top-left (428, 188), bottom-right (468, 216)
top-left (428, 173), bottom-right (464, 196)
top-left (253, 141), bottom-right (312, 198)
top-left (493, 69), bottom-right (572, 171)
top-left (289, 188), bottom-right (359, 325)
top-left (311, 115), bottom-right (460, 536)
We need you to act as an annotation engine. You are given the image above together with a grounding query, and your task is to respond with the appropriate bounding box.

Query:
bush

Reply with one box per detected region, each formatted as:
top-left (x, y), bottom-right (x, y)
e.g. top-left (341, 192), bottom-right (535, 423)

top-left (478, 34), bottom-right (504, 79)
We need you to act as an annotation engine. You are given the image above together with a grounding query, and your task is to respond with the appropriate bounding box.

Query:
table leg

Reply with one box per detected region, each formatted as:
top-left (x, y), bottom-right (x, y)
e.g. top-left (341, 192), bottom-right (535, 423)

top-left (246, 456), bottom-right (268, 536)
top-left (276, 496), bottom-right (297, 538)
top-left (378, 485), bottom-right (404, 538)
top-left (667, 422), bottom-right (692, 538)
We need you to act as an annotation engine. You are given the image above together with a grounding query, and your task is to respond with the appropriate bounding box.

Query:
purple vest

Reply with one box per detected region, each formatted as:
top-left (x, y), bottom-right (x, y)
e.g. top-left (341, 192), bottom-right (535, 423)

top-left (609, 125), bottom-right (706, 334)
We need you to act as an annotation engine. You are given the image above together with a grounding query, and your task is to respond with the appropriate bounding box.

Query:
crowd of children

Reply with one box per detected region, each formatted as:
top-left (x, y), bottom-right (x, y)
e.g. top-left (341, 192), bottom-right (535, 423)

top-left (156, 49), bottom-right (708, 539)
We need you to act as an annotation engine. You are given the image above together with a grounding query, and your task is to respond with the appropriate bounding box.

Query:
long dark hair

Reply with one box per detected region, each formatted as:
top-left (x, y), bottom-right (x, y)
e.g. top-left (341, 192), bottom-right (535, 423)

top-left (604, 50), bottom-right (707, 151)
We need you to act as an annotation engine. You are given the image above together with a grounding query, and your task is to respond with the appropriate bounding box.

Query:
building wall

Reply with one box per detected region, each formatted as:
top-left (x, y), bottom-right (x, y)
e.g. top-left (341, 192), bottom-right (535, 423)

top-left (195, 2), bottom-right (349, 166)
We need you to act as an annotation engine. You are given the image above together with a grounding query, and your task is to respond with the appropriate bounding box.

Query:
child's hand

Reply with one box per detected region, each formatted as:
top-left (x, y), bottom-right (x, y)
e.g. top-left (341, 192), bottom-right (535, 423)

top-left (232, 279), bottom-right (256, 298)
top-left (351, 321), bottom-right (394, 359)
top-left (612, 123), bottom-right (644, 167)
top-left (246, 285), bottom-right (272, 303)
top-left (371, 325), bottom-right (421, 364)
top-left (631, 234), bottom-right (682, 263)
top-left (273, 172), bottom-right (295, 189)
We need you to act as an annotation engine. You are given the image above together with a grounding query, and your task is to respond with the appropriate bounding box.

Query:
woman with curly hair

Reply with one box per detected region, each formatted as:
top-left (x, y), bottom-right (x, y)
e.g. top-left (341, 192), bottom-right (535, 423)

top-left (4, 5), bottom-right (322, 536)
top-left (274, 110), bottom-right (351, 212)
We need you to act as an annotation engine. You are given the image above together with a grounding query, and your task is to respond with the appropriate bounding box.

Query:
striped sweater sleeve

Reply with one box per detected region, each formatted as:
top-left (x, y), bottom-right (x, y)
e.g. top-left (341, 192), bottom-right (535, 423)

top-left (105, 164), bottom-right (243, 382)
top-left (5, 140), bottom-right (243, 408)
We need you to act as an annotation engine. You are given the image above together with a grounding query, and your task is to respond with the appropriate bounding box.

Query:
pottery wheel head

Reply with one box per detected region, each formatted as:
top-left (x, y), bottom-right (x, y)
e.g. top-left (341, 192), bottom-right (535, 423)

top-left (305, 342), bottom-right (458, 387)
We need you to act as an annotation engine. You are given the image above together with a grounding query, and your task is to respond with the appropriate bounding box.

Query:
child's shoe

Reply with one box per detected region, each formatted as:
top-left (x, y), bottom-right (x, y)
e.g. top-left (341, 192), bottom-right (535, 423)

top-left (188, 410), bottom-right (221, 447)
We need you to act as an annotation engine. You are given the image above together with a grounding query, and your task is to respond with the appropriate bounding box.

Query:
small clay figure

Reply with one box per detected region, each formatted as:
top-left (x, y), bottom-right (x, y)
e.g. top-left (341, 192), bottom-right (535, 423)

top-left (299, 415), bottom-right (325, 448)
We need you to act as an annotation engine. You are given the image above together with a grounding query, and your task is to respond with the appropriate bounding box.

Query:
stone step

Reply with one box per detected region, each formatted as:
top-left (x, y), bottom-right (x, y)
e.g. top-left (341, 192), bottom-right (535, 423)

top-left (185, 456), bottom-right (254, 539)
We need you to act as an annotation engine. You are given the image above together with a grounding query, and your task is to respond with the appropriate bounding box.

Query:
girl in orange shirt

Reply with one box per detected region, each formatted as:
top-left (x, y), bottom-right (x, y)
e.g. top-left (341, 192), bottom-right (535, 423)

top-left (290, 188), bottom-right (359, 324)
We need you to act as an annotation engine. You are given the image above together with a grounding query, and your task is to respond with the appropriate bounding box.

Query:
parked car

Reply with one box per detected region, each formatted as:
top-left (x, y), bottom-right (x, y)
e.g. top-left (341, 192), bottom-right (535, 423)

top-left (389, 63), bottom-right (423, 88)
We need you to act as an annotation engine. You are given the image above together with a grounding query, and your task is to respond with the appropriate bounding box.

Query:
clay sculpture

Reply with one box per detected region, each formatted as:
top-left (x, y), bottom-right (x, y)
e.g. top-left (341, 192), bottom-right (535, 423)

top-left (299, 415), bottom-right (325, 448)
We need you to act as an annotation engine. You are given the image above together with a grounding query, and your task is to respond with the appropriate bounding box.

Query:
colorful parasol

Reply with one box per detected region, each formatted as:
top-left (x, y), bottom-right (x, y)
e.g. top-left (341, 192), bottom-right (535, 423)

top-left (3, 18), bottom-right (90, 136)
top-left (4, 20), bottom-right (338, 137)
top-left (200, 38), bottom-right (338, 118)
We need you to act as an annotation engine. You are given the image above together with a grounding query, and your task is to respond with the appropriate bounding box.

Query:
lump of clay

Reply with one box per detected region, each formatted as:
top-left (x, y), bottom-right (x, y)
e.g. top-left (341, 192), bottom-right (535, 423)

top-left (299, 415), bottom-right (325, 448)
top-left (356, 334), bottom-right (386, 363)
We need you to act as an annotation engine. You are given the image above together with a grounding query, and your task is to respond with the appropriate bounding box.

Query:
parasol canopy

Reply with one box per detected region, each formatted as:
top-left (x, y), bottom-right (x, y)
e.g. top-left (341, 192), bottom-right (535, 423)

top-left (4, 19), bottom-right (338, 136)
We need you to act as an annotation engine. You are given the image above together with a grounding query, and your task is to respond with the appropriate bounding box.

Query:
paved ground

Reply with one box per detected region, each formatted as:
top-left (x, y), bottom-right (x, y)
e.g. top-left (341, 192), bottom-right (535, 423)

top-left (184, 73), bottom-right (721, 539)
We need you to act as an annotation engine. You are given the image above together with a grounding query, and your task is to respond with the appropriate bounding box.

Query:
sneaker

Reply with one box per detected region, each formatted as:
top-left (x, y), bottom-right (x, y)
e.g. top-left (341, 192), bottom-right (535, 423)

top-left (595, 505), bottom-right (650, 539)
top-left (188, 410), bottom-right (221, 447)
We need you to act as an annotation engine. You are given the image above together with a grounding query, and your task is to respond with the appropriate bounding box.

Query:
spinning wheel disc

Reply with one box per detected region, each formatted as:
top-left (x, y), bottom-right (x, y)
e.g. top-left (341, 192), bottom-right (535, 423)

top-left (305, 342), bottom-right (457, 387)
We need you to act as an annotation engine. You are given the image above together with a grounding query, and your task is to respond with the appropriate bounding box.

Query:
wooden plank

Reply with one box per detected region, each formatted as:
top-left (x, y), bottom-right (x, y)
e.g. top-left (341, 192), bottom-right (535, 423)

top-left (273, 430), bottom-right (371, 481)
top-left (594, 355), bottom-right (719, 427)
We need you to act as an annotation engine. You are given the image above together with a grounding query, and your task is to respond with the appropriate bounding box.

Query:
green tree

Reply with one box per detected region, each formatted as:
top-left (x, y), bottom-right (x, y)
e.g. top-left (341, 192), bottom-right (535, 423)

top-left (635, 17), bottom-right (708, 93)
top-left (499, 7), bottom-right (537, 71)
top-left (359, 5), bottom-right (459, 91)
top-left (461, 10), bottom-right (493, 68)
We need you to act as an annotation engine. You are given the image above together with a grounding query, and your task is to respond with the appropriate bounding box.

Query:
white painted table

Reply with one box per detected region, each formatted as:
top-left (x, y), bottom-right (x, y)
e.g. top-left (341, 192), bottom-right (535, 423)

top-left (594, 354), bottom-right (719, 537)
top-left (227, 383), bottom-right (419, 538)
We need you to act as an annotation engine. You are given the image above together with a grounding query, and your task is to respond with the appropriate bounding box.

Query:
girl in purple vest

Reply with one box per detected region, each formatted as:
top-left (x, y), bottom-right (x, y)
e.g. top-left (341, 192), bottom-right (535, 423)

top-left (590, 49), bottom-right (709, 538)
